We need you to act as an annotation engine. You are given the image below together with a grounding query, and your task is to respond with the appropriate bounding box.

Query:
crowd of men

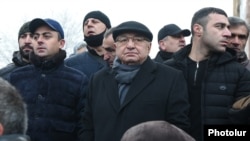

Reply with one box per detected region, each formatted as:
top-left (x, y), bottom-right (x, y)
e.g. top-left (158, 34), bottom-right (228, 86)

top-left (0, 7), bottom-right (250, 141)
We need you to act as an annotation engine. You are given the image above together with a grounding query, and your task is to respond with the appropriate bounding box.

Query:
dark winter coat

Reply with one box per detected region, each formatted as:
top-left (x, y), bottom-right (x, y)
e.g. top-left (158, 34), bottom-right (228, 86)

top-left (237, 51), bottom-right (250, 71)
top-left (0, 51), bottom-right (30, 80)
top-left (0, 134), bottom-right (30, 141)
top-left (154, 51), bottom-right (173, 63)
top-left (164, 44), bottom-right (250, 140)
top-left (65, 50), bottom-right (107, 79)
top-left (9, 50), bottom-right (88, 141)
top-left (80, 57), bottom-right (190, 141)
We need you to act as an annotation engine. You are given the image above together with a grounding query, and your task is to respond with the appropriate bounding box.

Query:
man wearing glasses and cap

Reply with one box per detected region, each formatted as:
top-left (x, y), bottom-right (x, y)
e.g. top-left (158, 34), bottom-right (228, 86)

top-left (154, 24), bottom-right (191, 63)
top-left (79, 21), bottom-right (190, 141)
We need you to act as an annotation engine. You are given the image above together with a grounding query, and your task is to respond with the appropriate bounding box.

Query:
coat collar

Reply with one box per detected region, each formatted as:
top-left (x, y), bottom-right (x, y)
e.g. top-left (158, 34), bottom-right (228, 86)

top-left (173, 44), bottom-right (236, 66)
top-left (30, 49), bottom-right (66, 71)
top-left (121, 57), bottom-right (156, 108)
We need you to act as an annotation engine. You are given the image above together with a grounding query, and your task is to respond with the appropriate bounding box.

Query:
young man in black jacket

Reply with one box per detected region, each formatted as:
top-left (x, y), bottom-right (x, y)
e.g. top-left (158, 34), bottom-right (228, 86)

top-left (164, 7), bottom-right (250, 141)
top-left (9, 18), bottom-right (88, 141)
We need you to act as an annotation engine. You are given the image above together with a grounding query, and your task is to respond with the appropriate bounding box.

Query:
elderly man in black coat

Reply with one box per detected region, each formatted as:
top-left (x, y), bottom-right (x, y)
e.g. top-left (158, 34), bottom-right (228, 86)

top-left (79, 21), bottom-right (190, 141)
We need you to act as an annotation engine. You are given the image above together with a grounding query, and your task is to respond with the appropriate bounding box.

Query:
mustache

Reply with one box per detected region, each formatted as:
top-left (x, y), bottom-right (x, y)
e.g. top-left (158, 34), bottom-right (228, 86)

top-left (20, 45), bottom-right (33, 50)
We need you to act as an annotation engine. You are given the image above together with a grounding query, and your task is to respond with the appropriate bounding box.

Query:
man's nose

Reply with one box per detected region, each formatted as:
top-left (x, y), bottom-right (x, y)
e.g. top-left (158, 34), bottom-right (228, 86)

top-left (224, 28), bottom-right (232, 38)
top-left (25, 36), bottom-right (33, 43)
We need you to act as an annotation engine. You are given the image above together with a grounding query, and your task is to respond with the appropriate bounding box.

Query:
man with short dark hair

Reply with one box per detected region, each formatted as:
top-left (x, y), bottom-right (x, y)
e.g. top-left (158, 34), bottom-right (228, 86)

top-left (165, 7), bottom-right (250, 141)
top-left (10, 18), bottom-right (88, 141)
top-left (102, 27), bottom-right (116, 67)
top-left (154, 24), bottom-right (191, 63)
top-left (0, 21), bottom-right (33, 80)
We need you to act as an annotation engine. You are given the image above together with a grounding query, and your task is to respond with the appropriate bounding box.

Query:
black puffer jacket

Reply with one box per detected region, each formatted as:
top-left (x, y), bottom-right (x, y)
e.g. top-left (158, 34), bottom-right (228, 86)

top-left (165, 44), bottom-right (250, 140)
top-left (10, 50), bottom-right (88, 141)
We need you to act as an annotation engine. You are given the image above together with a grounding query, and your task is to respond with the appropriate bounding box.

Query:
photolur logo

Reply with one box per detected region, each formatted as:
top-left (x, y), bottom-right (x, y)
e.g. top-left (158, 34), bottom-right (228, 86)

top-left (208, 129), bottom-right (247, 136)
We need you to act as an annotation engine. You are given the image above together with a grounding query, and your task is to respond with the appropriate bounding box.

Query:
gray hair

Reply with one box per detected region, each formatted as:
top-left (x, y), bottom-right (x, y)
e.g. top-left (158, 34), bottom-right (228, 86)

top-left (104, 27), bottom-right (116, 38)
top-left (0, 78), bottom-right (28, 135)
top-left (228, 16), bottom-right (250, 38)
top-left (73, 41), bottom-right (87, 54)
top-left (121, 121), bottom-right (195, 141)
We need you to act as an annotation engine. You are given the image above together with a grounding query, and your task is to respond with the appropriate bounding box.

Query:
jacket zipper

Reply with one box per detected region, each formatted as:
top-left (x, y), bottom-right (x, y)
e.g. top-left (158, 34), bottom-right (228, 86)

top-left (194, 62), bottom-right (199, 85)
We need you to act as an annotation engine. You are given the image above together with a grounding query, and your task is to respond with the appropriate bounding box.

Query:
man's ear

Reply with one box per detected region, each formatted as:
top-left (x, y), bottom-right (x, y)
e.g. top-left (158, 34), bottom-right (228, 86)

top-left (59, 39), bottom-right (65, 49)
top-left (193, 24), bottom-right (203, 37)
top-left (0, 123), bottom-right (4, 136)
top-left (148, 42), bottom-right (152, 52)
top-left (158, 40), bottom-right (167, 51)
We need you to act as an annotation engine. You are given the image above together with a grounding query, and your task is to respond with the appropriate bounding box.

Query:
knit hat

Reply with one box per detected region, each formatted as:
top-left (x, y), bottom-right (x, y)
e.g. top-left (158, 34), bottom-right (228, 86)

top-left (18, 21), bottom-right (31, 39)
top-left (158, 24), bottom-right (191, 41)
top-left (83, 11), bottom-right (111, 28)
top-left (113, 21), bottom-right (153, 41)
top-left (29, 18), bottom-right (64, 39)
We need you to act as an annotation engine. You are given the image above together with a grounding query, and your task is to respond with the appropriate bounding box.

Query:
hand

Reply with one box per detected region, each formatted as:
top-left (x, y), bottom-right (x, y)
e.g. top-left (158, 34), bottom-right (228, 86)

top-left (228, 104), bottom-right (250, 124)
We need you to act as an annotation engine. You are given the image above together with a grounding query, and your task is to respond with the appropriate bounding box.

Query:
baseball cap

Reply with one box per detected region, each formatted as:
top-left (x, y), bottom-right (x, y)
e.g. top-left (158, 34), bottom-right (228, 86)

top-left (158, 24), bottom-right (191, 41)
top-left (29, 18), bottom-right (64, 39)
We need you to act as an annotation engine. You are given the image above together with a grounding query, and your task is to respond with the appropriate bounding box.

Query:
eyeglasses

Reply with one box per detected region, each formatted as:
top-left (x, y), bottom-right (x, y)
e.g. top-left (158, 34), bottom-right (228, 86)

top-left (230, 33), bottom-right (248, 40)
top-left (115, 36), bottom-right (150, 46)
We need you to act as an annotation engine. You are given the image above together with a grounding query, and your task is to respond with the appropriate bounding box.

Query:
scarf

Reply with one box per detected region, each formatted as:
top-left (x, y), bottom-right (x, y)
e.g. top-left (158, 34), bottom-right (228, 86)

top-left (112, 58), bottom-right (140, 104)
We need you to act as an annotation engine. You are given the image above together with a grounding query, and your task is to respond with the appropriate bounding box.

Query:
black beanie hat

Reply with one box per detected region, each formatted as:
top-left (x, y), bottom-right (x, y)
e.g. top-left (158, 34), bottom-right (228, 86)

top-left (113, 21), bottom-right (153, 41)
top-left (83, 10), bottom-right (111, 28)
top-left (18, 21), bottom-right (31, 39)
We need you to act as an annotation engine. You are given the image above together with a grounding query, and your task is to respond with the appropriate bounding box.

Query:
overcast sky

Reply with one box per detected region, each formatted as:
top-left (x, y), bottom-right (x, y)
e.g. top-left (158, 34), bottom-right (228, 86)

top-left (0, 0), bottom-right (233, 59)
